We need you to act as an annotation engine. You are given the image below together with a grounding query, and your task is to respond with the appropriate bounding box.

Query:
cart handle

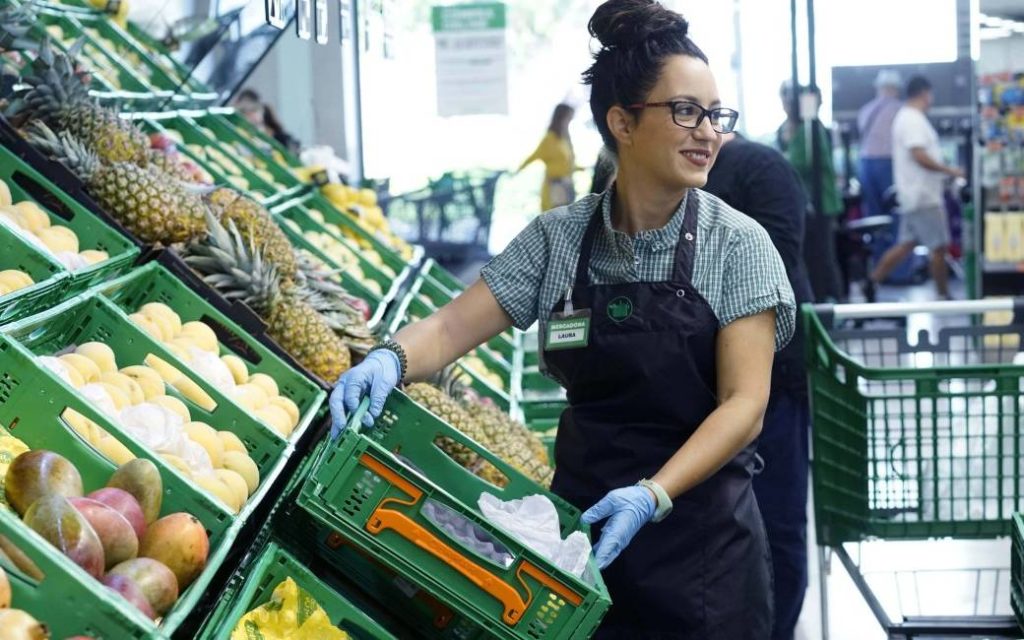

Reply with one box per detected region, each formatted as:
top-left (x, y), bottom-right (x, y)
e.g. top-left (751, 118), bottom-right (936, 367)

top-left (810, 298), bottom-right (1024, 321)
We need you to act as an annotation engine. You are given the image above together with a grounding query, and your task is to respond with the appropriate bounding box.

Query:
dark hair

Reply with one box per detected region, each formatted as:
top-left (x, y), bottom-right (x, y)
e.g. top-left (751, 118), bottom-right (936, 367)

top-left (237, 88), bottom-right (261, 103)
top-left (906, 76), bottom-right (932, 100)
top-left (548, 103), bottom-right (575, 138)
top-left (582, 0), bottom-right (707, 152)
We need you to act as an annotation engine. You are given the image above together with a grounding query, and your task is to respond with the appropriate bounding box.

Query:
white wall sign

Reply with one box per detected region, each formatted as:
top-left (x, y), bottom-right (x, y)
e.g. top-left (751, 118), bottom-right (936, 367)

top-left (315, 0), bottom-right (329, 44)
top-left (265, 0), bottom-right (285, 29)
top-left (432, 2), bottom-right (509, 117)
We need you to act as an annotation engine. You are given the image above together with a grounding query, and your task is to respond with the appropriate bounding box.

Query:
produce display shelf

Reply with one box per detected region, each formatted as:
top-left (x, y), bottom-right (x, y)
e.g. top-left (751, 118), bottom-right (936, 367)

top-left (1, 293), bottom-right (293, 528)
top-left (122, 20), bottom-right (216, 98)
top-left (388, 283), bottom-right (512, 411)
top-left (93, 261), bottom-right (328, 447)
top-left (272, 197), bottom-right (415, 330)
top-left (0, 223), bottom-right (69, 324)
top-left (0, 142), bottom-right (141, 298)
top-left (220, 110), bottom-right (305, 170)
top-left (197, 541), bottom-right (396, 640)
top-left (0, 325), bottom-right (245, 638)
top-left (296, 394), bottom-right (611, 640)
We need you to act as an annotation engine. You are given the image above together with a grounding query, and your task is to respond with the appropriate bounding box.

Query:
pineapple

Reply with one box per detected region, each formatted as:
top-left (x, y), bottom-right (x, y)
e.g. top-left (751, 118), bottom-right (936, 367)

top-left (25, 123), bottom-right (207, 244)
top-left (406, 371), bottom-right (508, 488)
top-left (184, 211), bottom-right (350, 383)
top-left (205, 188), bottom-right (297, 279)
top-left (294, 252), bottom-right (377, 357)
top-left (147, 150), bottom-right (197, 183)
top-left (0, 2), bottom-right (39, 53)
top-left (461, 400), bottom-right (554, 488)
top-left (8, 39), bottom-right (149, 165)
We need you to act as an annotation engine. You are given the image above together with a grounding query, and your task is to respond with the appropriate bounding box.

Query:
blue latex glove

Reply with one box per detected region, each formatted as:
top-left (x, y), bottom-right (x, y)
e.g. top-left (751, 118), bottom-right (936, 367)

top-left (581, 485), bottom-right (657, 569)
top-left (328, 349), bottom-right (401, 437)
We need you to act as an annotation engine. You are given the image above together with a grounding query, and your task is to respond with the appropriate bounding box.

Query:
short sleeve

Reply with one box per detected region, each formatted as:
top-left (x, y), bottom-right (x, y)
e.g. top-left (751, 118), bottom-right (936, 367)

top-left (480, 216), bottom-right (549, 330)
top-left (899, 112), bottom-right (932, 150)
top-left (717, 225), bottom-right (796, 351)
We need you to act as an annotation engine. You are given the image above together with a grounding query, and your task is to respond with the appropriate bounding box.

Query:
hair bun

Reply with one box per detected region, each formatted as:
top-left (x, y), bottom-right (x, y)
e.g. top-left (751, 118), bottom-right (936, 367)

top-left (589, 0), bottom-right (689, 50)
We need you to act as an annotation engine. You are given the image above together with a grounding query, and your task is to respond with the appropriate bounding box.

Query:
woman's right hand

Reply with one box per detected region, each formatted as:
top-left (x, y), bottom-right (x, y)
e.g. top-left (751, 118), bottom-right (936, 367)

top-left (328, 349), bottom-right (402, 437)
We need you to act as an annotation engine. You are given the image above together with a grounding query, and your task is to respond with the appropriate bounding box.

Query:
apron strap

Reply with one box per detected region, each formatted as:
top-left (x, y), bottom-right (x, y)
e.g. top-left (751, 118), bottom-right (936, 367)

top-left (573, 189), bottom-right (701, 291)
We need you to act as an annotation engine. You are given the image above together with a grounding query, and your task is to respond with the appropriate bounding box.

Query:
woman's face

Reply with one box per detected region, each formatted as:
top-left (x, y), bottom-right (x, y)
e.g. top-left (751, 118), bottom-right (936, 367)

top-left (623, 54), bottom-right (723, 190)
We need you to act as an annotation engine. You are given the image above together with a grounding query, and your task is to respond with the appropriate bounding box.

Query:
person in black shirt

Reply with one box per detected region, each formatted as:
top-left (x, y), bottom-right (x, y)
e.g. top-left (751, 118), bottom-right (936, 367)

top-left (704, 133), bottom-right (814, 640)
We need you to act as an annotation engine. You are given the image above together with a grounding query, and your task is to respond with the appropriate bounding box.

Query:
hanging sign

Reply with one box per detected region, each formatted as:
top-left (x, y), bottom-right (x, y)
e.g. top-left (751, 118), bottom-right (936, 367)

top-left (297, 0), bottom-right (312, 40)
top-left (339, 0), bottom-right (352, 42)
top-left (432, 2), bottom-right (508, 117)
top-left (265, 0), bottom-right (285, 28)
top-left (315, 0), bottom-right (329, 44)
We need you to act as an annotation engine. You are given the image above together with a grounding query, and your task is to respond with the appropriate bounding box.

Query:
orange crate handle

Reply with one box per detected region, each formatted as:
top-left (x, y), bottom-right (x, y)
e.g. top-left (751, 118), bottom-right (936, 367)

top-left (359, 454), bottom-right (583, 626)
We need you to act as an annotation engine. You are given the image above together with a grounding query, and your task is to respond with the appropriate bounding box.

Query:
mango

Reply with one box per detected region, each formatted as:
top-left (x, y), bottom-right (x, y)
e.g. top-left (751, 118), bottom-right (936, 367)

top-left (0, 565), bottom-right (9, 608)
top-left (247, 373), bottom-right (279, 398)
top-left (0, 609), bottom-right (48, 639)
top-left (69, 497), bottom-right (138, 570)
top-left (221, 451), bottom-right (259, 495)
top-left (217, 431), bottom-right (247, 456)
top-left (75, 342), bottom-right (117, 374)
top-left (87, 488), bottom-right (146, 541)
top-left (108, 558), bottom-right (178, 616)
top-left (4, 450), bottom-right (83, 516)
top-left (102, 573), bottom-right (156, 620)
top-left (183, 422), bottom-right (223, 468)
top-left (0, 535), bottom-right (43, 581)
top-left (106, 459), bottom-right (162, 524)
top-left (24, 494), bottom-right (104, 579)
top-left (138, 513), bottom-right (209, 589)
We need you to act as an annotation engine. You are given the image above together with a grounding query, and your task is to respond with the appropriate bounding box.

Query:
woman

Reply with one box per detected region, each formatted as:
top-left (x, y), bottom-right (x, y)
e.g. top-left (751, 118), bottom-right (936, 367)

top-left (235, 88), bottom-right (300, 153)
top-left (331, 1), bottom-right (794, 637)
top-left (519, 103), bottom-right (577, 211)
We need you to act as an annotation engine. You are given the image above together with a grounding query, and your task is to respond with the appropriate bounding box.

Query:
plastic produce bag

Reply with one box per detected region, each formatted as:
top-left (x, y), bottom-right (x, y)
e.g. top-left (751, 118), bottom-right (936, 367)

top-left (421, 499), bottom-right (514, 569)
top-left (230, 577), bottom-right (350, 640)
top-left (479, 493), bottom-right (592, 579)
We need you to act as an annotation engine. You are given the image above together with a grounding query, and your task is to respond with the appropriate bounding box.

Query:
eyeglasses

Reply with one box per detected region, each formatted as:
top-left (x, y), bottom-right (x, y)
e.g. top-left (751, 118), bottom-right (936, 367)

top-left (627, 101), bottom-right (740, 134)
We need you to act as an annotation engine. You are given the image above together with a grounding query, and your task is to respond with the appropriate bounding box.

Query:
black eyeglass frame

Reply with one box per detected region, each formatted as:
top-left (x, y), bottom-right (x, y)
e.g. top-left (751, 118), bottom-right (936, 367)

top-left (626, 101), bottom-right (740, 134)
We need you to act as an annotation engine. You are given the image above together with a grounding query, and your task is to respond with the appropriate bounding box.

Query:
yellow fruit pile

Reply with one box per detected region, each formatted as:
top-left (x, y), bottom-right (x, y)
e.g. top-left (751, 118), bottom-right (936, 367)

top-left (460, 353), bottom-right (505, 390)
top-left (0, 179), bottom-right (109, 271)
top-left (40, 341), bottom-right (262, 516)
top-left (127, 302), bottom-right (301, 438)
top-left (320, 183), bottom-right (416, 261)
top-left (0, 269), bottom-right (34, 296)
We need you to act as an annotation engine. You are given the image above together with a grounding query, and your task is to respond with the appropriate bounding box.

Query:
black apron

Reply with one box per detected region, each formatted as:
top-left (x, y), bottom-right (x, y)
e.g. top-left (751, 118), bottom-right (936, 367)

top-left (543, 191), bottom-right (773, 639)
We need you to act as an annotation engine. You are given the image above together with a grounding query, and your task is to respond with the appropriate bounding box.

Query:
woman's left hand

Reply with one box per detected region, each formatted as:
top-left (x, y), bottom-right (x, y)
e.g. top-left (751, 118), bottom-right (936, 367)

top-left (582, 486), bottom-right (657, 569)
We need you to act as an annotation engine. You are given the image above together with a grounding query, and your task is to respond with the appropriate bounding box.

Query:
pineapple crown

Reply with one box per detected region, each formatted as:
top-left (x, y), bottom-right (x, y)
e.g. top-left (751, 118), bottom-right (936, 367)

top-left (184, 209), bottom-right (286, 312)
top-left (23, 120), bottom-right (100, 181)
top-left (6, 36), bottom-right (94, 125)
top-left (293, 251), bottom-right (375, 339)
top-left (0, 1), bottom-right (40, 52)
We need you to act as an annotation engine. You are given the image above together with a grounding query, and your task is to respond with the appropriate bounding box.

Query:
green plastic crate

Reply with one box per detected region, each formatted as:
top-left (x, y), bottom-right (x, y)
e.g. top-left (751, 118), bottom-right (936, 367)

top-left (221, 111), bottom-right (304, 170)
top-left (139, 115), bottom-right (279, 204)
top-left (188, 111), bottom-right (307, 193)
top-left (197, 541), bottom-right (396, 640)
top-left (94, 261), bottom-right (327, 445)
top-left (519, 366), bottom-right (564, 399)
top-left (0, 507), bottom-right (163, 639)
top-left (123, 21), bottom-right (214, 97)
top-left (388, 293), bottom-right (512, 410)
top-left (1, 293), bottom-right (290, 523)
top-left (0, 331), bottom-right (242, 637)
top-left (804, 305), bottom-right (1024, 547)
top-left (0, 224), bottom-right (69, 323)
top-left (297, 393), bottom-right (610, 640)
top-left (0, 143), bottom-right (140, 296)
top-left (273, 200), bottom-right (413, 329)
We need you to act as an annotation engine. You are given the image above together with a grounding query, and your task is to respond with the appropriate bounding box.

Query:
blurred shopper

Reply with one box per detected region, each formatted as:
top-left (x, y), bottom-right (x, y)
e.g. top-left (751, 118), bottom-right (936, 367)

top-left (869, 76), bottom-right (963, 299)
top-left (705, 133), bottom-right (814, 640)
top-left (857, 70), bottom-right (903, 217)
top-left (777, 83), bottom-right (845, 303)
top-left (519, 103), bottom-right (577, 211)
top-left (235, 88), bottom-right (300, 153)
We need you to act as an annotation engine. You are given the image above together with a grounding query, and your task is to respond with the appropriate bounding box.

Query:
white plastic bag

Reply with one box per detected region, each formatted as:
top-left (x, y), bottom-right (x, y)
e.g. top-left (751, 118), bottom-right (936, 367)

top-left (478, 493), bottom-right (592, 579)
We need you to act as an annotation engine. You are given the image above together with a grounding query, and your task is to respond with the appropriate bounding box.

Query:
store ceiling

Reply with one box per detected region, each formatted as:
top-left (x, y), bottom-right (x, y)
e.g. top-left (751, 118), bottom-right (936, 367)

top-left (981, 0), bottom-right (1024, 19)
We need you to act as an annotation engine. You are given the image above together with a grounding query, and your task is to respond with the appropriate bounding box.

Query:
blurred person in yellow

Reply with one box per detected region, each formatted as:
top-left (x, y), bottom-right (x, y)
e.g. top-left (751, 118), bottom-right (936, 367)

top-left (519, 103), bottom-right (578, 211)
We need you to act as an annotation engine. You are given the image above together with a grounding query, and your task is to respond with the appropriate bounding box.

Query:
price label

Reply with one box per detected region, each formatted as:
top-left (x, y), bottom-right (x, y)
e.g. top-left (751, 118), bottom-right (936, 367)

top-left (314, 0), bottom-right (329, 44)
top-left (296, 0), bottom-right (312, 40)
top-left (105, 0), bottom-right (121, 13)
top-left (265, 0), bottom-right (285, 28)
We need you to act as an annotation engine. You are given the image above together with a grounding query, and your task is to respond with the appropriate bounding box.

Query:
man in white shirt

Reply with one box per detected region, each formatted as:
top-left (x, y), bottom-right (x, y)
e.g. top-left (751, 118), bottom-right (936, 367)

top-left (869, 76), bottom-right (964, 299)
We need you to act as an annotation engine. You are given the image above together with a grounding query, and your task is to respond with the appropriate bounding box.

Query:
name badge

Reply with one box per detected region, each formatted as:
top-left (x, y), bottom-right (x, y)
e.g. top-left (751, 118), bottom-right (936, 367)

top-left (546, 310), bottom-right (591, 351)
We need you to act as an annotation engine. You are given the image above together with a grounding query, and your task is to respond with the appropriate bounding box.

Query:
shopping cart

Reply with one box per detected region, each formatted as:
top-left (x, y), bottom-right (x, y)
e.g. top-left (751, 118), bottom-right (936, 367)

top-left (806, 299), bottom-right (1024, 639)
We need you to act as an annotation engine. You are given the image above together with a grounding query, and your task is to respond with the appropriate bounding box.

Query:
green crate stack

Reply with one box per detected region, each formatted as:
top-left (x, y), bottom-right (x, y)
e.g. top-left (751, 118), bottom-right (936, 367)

top-left (0, 224), bottom-right (69, 323)
top-left (272, 196), bottom-right (415, 329)
top-left (0, 504), bottom-right (163, 639)
top-left (221, 111), bottom-right (305, 171)
top-left (188, 110), bottom-right (308, 194)
top-left (0, 326), bottom-right (245, 637)
top-left (295, 394), bottom-right (611, 640)
top-left (0, 143), bottom-right (140, 297)
top-left (123, 22), bottom-right (216, 98)
top-left (196, 541), bottom-right (396, 640)
top-left (2, 293), bottom-right (292, 525)
top-left (93, 262), bottom-right (327, 445)
top-left (139, 115), bottom-right (282, 205)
